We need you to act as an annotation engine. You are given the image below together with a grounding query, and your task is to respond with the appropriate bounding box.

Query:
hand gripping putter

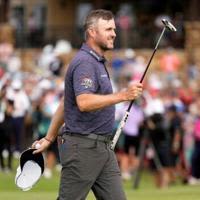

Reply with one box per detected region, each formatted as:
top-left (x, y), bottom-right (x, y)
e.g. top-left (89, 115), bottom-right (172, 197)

top-left (110, 19), bottom-right (177, 150)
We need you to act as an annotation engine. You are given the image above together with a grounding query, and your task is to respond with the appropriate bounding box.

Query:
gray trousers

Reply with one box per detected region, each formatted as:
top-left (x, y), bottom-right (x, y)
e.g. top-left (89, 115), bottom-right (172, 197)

top-left (57, 134), bottom-right (126, 200)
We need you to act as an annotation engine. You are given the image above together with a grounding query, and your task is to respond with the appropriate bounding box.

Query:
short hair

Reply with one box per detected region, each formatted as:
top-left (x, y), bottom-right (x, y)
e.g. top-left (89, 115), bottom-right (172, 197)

top-left (84, 9), bottom-right (114, 39)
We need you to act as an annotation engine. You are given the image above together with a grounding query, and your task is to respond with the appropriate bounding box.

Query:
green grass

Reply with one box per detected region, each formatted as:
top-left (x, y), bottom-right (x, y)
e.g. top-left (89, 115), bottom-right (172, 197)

top-left (1, 165), bottom-right (200, 200)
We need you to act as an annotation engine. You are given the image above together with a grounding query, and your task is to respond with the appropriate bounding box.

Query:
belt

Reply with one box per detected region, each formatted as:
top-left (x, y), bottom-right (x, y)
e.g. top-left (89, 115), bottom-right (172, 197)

top-left (64, 132), bottom-right (112, 143)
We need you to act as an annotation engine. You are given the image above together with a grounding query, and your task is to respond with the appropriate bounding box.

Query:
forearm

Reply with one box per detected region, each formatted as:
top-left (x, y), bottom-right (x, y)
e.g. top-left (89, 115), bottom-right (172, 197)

top-left (45, 98), bottom-right (64, 142)
top-left (76, 92), bottom-right (126, 112)
top-left (76, 82), bottom-right (143, 112)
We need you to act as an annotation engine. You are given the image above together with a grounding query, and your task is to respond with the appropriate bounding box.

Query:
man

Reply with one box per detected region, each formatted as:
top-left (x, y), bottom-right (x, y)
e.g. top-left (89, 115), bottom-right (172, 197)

top-left (9, 79), bottom-right (30, 152)
top-left (32, 9), bottom-right (143, 200)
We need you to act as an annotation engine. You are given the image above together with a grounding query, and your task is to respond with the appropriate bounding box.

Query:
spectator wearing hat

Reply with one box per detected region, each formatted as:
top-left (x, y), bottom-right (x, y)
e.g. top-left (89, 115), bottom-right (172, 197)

top-left (7, 80), bottom-right (30, 153)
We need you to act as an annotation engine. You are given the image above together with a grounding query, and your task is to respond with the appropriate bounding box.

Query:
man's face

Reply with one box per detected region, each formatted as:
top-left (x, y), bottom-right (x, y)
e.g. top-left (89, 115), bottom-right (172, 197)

top-left (93, 18), bottom-right (116, 51)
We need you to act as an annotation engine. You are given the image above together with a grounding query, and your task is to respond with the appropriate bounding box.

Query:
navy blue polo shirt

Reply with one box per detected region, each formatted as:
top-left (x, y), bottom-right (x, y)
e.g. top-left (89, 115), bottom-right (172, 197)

top-left (63, 43), bottom-right (115, 135)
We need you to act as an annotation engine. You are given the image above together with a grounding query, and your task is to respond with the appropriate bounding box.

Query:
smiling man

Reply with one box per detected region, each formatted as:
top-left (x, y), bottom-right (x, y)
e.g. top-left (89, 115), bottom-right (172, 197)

top-left (32, 9), bottom-right (143, 200)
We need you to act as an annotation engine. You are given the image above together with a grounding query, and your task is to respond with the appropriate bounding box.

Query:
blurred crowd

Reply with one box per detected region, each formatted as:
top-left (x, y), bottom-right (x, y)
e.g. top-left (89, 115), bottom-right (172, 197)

top-left (112, 48), bottom-right (200, 187)
top-left (0, 39), bottom-right (200, 188)
top-left (0, 40), bottom-right (68, 178)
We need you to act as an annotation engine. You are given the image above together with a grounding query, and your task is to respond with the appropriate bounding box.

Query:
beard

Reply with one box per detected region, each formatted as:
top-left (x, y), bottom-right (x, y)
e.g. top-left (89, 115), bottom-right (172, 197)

top-left (97, 39), bottom-right (114, 51)
top-left (100, 43), bottom-right (113, 51)
top-left (101, 44), bottom-right (110, 51)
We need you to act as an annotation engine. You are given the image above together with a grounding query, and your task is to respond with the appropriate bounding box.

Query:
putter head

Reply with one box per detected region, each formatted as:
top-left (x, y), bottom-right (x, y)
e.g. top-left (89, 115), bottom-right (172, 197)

top-left (162, 19), bottom-right (177, 32)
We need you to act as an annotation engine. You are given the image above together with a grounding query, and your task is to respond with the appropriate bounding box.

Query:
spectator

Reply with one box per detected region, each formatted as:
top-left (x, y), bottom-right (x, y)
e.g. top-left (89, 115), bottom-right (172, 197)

top-left (49, 40), bottom-right (72, 76)
top-left (159, 47), bottom-right (181, 84)
top-left (120, 102), bottom-right (144, 180)
top-left (7, 79), bottom-right (30, 153)
top-left (0, 42), bottom-right (14, 71)
top-left (166, 104), bottom-right (186, 184)
top-left (146, 112), bottom-right (171, 188)
top-left (0, 92), bottom-right (14, 172)
top-left (188, 93), bottom-right (200, 185)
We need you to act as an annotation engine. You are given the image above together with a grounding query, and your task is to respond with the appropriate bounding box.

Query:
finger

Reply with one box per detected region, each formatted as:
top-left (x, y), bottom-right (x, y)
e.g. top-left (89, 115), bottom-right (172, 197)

top-left (138, 88), bottom-right (143, 93)
top-left (130, 82), bottom-right (142, 86)
top-left (33, 148), bottom-right (44, 154)
top-left (136, 84), bottom-right (143, 89)
top-left (32, 140), bottom-right (39, 148)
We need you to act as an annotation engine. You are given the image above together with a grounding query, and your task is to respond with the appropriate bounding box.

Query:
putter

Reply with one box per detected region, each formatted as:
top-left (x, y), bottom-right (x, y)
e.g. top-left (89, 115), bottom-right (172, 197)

top-left (110, 19), bottom-right (177, 150)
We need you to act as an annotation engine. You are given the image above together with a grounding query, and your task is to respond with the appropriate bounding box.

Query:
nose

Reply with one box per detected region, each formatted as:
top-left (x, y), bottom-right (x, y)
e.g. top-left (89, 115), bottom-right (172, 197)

top-left (112, 29), bottom-right (116, 38)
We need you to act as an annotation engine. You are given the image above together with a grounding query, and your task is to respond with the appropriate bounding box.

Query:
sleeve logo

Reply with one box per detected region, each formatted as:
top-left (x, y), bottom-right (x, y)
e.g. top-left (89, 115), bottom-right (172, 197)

top-left (81, 78), bottom-right (93, 88)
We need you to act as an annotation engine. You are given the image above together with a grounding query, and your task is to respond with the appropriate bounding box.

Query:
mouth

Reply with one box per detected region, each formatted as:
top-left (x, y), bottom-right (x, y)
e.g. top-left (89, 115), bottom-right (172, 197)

top-left (108, 38), bottom-right (114, 44)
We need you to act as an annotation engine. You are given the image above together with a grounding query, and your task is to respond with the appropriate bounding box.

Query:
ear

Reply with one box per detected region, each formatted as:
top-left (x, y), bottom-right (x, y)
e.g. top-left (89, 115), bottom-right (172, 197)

top-left (87, 27), bottom-right (96, 38)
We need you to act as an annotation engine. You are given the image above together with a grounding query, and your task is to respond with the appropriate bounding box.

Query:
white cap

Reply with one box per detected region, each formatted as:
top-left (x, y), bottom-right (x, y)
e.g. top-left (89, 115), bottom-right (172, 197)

top-left (11, 80), bottom-right (22, 90)
top-left (38, 79), bottom-right (52, 90)
top-left (15, 148), bottom-right (44, 191)
top-left (124, 48), bottom-right (135, 59)
top-left (15, 161), bottom-right (42, 191)
top-left (54, 40), bottom-right (72, 56)
top-left (43, 44), bottom-right (54, 54)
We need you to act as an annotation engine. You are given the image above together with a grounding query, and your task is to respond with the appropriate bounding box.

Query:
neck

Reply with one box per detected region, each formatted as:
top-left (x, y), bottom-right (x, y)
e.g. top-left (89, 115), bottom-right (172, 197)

top-left (85, 40), bottom-right (105, 56)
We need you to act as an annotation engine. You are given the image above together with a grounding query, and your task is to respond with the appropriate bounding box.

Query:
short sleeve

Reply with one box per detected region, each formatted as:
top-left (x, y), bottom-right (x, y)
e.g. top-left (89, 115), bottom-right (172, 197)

top-left (73, 61), bottom-right (98, 96)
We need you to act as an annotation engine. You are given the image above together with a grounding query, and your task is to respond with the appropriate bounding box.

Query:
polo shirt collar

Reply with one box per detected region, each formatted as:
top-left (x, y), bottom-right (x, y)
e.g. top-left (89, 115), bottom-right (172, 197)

top-left (81, 43), bottom-right (106, 63)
